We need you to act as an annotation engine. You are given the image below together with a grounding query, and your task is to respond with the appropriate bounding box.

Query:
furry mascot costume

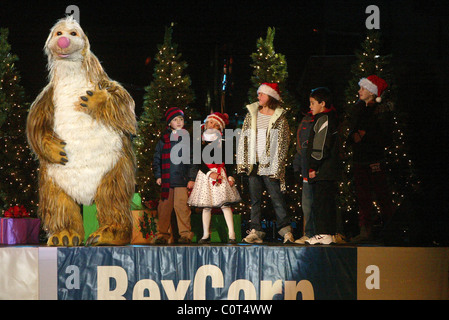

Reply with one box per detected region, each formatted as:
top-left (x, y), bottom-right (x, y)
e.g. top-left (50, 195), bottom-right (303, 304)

top-left (26, 16), bottom-right (137, 246)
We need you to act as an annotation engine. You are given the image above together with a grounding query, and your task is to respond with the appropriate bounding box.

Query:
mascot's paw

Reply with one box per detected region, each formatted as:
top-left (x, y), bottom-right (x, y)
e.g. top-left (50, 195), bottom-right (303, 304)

top-left (77, 81), bottom-right (117, 113)
top-left (47, 230), bottom-right (82, 246)
top-left (85, 225), bottom-right (130, 246)
top-left (42, 134), bottom-right (68, 165)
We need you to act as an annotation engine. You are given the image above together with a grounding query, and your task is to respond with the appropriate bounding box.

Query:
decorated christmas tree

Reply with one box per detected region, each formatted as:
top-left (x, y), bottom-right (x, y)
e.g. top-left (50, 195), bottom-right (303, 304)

top-left (247, 27), bottom-right (288, 102)
top-left (0, 28), bottom-right (38, 215)
top-left (134, 25), bottom-right (196, 203)
top-left (239, 27), bottom-right (301, 236)
top-left (338, 30), bottom-right (419, 237)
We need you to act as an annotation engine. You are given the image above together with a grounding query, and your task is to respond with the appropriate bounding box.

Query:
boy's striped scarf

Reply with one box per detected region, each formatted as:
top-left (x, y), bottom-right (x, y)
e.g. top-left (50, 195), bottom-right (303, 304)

top-left (161, 128), bottom-right (173, 200)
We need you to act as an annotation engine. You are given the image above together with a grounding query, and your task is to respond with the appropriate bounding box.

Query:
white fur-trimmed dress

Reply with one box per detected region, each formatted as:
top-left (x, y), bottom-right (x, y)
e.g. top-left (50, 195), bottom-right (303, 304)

top-left (188, 134), bottom-right (241, 208)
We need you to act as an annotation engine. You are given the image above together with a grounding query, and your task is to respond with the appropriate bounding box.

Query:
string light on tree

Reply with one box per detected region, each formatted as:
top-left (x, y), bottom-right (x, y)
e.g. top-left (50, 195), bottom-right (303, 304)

top-left (0, 28), bottom-right (38, 215)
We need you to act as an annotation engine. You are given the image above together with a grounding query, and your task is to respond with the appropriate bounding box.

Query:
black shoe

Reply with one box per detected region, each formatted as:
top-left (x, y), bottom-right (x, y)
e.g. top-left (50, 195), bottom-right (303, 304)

top-left (228, 238), bottom-right (237, 244)
top-left (198, 237), bottom-right (210, 244)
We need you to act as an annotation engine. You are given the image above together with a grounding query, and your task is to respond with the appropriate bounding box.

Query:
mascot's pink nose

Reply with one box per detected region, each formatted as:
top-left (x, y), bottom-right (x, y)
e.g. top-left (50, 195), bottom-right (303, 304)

top-left (57, 37), bottom-right (70, 49)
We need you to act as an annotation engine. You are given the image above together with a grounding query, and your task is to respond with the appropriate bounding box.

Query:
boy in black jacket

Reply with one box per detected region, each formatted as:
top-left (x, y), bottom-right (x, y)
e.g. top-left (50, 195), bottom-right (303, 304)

top-left (306, 87), bottom-right (341, 245)
top-left (153, 107), bottom-right (197, 244)
top-left (348, 75), bottom-right (394, 242)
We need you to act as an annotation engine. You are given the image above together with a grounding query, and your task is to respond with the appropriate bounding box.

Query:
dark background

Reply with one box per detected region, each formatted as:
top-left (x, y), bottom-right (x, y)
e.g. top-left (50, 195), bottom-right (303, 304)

top-left (2, 0), bottom-right (448, 242)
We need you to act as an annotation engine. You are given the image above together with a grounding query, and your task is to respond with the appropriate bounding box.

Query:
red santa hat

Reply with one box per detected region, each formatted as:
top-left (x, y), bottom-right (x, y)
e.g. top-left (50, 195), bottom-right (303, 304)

top-left (257, 82), bottom-right (281, 101)
top-left (204, 112), bottom-right (229, 131)
top-left (358, 75), bottom-right (388, 102)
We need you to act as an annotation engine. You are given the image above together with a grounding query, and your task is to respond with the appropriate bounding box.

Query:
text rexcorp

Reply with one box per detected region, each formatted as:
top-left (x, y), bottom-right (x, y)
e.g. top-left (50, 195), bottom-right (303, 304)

top-left (95, 264), bottom-right (315, 300)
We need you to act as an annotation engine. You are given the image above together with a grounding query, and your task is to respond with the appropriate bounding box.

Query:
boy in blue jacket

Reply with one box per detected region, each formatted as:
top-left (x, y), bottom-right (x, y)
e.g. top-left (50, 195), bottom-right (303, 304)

top-left (153, 107), bottom-right (197, 244)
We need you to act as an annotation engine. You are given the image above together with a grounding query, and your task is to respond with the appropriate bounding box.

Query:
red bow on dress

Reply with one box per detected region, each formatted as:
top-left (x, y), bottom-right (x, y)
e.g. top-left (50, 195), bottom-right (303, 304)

top-left (206, 163), bottom-right (225, 186)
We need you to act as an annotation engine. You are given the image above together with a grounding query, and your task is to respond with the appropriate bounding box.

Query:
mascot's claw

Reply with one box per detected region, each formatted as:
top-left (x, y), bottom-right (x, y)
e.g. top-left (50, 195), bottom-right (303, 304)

top-left (86, 225), bottom-right (130, 246)
top-left (42, 135), bottom-right (68, 165)
top-left (47, 230), bottom-right (82, 246)
top-left (77, 83), bottom-right (113, 112)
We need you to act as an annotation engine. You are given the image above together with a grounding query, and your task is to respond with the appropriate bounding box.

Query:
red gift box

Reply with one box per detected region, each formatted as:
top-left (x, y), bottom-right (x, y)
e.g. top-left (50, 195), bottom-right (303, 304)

top-left (0, 218), bottom-right (41, 245)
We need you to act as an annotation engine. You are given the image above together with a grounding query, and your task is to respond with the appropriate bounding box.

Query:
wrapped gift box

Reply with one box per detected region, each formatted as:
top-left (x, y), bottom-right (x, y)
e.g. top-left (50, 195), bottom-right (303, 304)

top-left (131, 209), bottom-right (158, 244)
top-left (82, 204), bottom-right (99, 243)
top-left (130, 193), bottom-right (144, 210)
top-left (83, 193), bottom-right (153, 243)
top-left (0, 218), bottom-right (41, 245)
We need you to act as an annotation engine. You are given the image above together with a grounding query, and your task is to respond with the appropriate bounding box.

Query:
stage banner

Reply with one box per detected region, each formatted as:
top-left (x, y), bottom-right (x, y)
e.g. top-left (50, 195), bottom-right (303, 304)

top-left (57, 246), bottom-right (357, 300)
top-left (0, 247), bottom-right (39, 300)
top-left (357, 247), bottom-right (449, 300)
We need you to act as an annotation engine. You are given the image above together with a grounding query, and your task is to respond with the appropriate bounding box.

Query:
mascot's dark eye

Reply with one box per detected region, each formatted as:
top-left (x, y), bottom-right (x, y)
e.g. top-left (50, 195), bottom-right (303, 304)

top-left (70, 32), bottom-right (77, 36)
top-left (56, 31), bottom-right (62, 36)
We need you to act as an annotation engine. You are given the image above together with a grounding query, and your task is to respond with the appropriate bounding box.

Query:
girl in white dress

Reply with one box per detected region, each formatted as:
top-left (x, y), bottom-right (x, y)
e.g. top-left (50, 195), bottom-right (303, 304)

top-left (188, 112), bottom-right (241, 243)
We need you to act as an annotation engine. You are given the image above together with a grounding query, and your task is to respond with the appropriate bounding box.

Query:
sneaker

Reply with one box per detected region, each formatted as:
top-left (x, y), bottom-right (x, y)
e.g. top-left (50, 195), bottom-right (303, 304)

top-left (350, 228), bottom-right (373, 243)
top-left (283, 232), bottom-right (295, 244)
top-left (242, 229), bottom-right (264, 244)
top-left (333, 233), bottom-right (347, 244)
top-left (350, 225), bottom-right (372, 243)
top-left (294, 235), bottom-right (310, 244)
top-left (306, 234), bottom-right (334, 245)
top-left (350, 233), bottom-right (372, 243)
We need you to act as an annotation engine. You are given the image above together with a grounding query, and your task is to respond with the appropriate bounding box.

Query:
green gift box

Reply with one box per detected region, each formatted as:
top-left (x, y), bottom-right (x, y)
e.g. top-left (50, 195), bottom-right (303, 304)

top-left (130, 193), bottom-right (144, 210)
top-left (191, 213), bottom-right (241, 243)
top-left (83, 204), bottom-right (99, 243)
top-left (83, 193), bottom-right (144, 243)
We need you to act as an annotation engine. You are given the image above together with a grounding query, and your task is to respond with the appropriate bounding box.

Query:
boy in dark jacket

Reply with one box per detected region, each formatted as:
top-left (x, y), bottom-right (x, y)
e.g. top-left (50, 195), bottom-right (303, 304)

top-left (348, 75), bottom-right (394, 242)
top-left (306, 87), bottom-right (341, 245)
top-left (153, 107), bottom-right (197, 244)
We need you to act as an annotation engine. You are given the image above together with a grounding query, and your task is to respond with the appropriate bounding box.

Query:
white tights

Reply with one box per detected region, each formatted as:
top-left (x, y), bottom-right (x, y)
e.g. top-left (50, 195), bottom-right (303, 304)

top-left (201, 207), bottom-right (235, 240)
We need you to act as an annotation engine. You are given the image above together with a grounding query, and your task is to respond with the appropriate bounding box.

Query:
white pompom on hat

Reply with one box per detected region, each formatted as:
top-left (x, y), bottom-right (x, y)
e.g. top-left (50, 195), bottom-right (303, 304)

top-left (358, 75), bottom-right (388, 102)
top-left (257, 82), bottom-right (281, 101)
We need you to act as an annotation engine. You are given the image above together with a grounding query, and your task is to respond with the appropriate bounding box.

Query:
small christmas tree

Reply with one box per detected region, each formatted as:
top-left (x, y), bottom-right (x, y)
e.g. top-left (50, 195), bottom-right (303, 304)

top-left (0, 28), bottom-right (38, 215)
top-left (247, 27), bottom-right (288, 102)
top-left (338, 30), bottom-right (418, 236)
top-left (135, 25), bottom-right (196, 203)
top-left (239, 27), bottom-right (301, 237)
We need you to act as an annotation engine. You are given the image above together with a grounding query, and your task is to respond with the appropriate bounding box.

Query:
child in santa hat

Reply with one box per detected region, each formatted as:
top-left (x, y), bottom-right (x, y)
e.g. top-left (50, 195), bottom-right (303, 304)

top-left (188, 112), bottom-right (241, 243)
top-left (237, 83), bottom-right (294, 244)
top-left (348, 75), bottom-right (395, 243)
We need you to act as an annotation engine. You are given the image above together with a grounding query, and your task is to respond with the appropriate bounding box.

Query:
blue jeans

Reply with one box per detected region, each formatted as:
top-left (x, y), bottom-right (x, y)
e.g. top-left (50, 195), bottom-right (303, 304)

top-left (302, 181), bottom-right (316, 237)
top-left (248, 174), bottom-right (290, 232)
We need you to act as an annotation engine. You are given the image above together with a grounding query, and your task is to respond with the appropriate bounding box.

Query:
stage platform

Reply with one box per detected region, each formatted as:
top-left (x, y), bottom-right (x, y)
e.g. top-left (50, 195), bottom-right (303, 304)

top-left (0, 243), bottom-right (448, 300)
